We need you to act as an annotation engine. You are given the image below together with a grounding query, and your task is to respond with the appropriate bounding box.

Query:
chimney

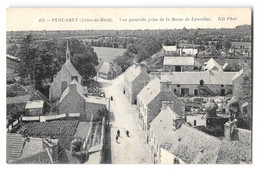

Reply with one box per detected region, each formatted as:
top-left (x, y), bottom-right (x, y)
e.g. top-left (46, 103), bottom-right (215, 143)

top-left (69, 84), bottom-right (77, 92)
top-left (160, 81), bottom-right (171, 91)
top-left (224, 119), bottom-right (237, 141)
top-left (43, 139), bottom-right (59, 163)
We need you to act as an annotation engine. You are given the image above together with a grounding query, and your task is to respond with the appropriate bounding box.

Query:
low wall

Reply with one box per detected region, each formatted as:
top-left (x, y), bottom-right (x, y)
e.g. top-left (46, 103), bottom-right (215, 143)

top-left (99, 116), bottom-right (106, 164)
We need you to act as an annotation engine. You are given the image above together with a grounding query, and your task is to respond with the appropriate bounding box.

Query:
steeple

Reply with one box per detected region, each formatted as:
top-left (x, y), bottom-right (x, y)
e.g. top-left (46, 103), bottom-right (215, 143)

top-left (66, 40), bottom-right (71, 62)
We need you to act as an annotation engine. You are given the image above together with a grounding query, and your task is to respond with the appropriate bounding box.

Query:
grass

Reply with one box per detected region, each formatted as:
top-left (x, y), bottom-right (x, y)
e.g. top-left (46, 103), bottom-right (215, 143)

top-left (92, 46), bottom-right (125, 63)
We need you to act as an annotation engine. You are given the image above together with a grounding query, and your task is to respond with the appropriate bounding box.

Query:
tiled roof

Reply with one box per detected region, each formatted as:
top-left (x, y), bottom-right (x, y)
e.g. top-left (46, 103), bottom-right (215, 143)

top-left (163, 45), bottom-right (177, 52)
top-left (163, 57), bottom-right (195, 66)
top-left (12, 148), bottom-right (53, 164)
top-left (204, 58), bottom-right (223, 71)
top-left (25, 100), bottom-right (44, 109)
top-left (63, 61), bottom-right (81, 77)
top-left (160, 71), bottom-right (237, 85)
top-left (137, 77), bottom-right (161, 106)
top-left (59, 79), bottom-right (86, 103)
top-left (6, 133), bottom-right (25, 162)
top-left (20, 137), bottom-right (43, 158)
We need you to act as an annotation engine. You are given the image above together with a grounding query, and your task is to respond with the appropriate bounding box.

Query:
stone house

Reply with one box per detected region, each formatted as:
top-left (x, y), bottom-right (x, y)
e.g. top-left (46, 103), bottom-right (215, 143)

top-left (149, 101), bottom-right (185, 163)
top-left (136, 77), bottom-right (181, 136)
top-left (149, 115), bottom-right (251, 164)
top-left (58, 82), bottom-right (86, 120)
top-left (49, 42), bottom-right (82, 102)
top-left (158, 70), bottom-right (238, 97)
top-left (180, 48), bottom-right (198, 56)
top-left (24, 90), bottom-right (48, 116)
top-left (163, 57), bottom-right (195, 72)
top-left (162, 45), bottom-right (179, 56)
top-left (96, 61), bottom-right (122, 79)
top-left (58, 79), bottom-right (106, 121)
top-left (124, 64), bottom-right (150, 104)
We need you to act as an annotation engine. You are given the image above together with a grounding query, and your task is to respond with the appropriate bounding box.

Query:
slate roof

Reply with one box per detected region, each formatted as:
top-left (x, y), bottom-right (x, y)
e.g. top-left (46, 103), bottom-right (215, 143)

top-left (7, 94), bottom-right (31, 105)
top-left (137, 77), bottom-right (161, 106)
top-left (59, 79), bottom-right (86, 103)
top-left (160, 124), bottom-right (223, 164)
top-left (25, 100), bottom-right (44, 109)
top-left (232, 69), bottom-right (243, 81)
top-left (20, 137), bottom-right (43, 158)
top-left (163, 57), bottom-right (195, 66)
top-left (6, 133), bottom-right (25, 162)
top-left (160, 70), bottom-right (237, 85)
top-left (163, 45), bottom-right (177, 52)
top-left (29, 90), bottom-right (48, 102)
top-left (151, 119), bottom-right (252, 164)
top-left (124, 64), bottom-right (147, 83)
top-left (98, 62), bottom-right (114, 75)
top-left (204, 58), bottom-right (223, 71)
top-left (63, 60), bottom-right (81, 77)
top-left (150, 106), bottom-right (184, 144)
top-left (12, 148), bottom-right (53, 164)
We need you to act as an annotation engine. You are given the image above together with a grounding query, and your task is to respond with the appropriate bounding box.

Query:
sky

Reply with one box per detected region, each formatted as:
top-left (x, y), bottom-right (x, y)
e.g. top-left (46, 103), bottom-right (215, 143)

top-left (6, 8), bottom-right (252, 31)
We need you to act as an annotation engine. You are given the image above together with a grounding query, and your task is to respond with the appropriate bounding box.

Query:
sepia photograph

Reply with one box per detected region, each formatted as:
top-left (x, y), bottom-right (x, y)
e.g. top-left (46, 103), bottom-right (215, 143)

top-left (5, 7), bottom-right (252, 165)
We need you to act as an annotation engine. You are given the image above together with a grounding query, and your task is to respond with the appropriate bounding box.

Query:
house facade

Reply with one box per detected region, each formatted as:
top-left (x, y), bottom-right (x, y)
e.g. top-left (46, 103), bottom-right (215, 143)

top-left (124, 64), bottom-right (150, 104)
top-left (58, 83), bottom-right (86, 120)
top-left (96, 61), bottom-right (122, 80)
top-left (49, 42), bottom-right (82, 102)
top-left (24, 90), bottom-right (48, 116)
top-left (163, 57), bottom-right (195, 72)
top-left (157, 70), bottom-right (238, 97)
top-left (180, 48), bottom-right (198, 56)
top-left (162, 45), bottom-right (180, 56)
top-left (137, 77), bottom-right (181, 139)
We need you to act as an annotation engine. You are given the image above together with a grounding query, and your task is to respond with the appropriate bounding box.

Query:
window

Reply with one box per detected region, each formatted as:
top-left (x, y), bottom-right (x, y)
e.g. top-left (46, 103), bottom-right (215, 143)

top-left (174, 89), bottom-right (177, 93)
top-left (71, 76), bottom-right (78, 81)
top-left (221, 84), bottom-right (224, 87)
top-left (177, 85), bottom-right (180, 87)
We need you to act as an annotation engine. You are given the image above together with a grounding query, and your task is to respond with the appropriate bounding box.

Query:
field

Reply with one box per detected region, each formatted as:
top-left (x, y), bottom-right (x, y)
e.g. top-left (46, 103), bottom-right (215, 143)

top-left (92, 46), bottom-right (125, 63)
top-left (12, 120), bottom-right (79, 138)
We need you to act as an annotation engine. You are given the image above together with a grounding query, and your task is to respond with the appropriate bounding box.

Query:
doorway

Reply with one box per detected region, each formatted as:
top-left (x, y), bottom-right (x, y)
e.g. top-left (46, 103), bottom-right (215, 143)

top-left (221, 89), bottom-right (225, 96)
top-left (175, 66), bottom-right (181, 72)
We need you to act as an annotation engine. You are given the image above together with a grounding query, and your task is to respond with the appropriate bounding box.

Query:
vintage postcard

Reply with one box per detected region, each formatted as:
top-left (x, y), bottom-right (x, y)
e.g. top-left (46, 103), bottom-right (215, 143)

top-left (6, 8), bottom-right (252, 164)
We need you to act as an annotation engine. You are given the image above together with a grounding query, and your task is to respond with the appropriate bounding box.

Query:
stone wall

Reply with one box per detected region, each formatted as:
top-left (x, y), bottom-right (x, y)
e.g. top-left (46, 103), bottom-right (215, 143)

top-left (58, 89), bottom-right (85, 120)
top-left (85, 102), bottom-right (107, 121)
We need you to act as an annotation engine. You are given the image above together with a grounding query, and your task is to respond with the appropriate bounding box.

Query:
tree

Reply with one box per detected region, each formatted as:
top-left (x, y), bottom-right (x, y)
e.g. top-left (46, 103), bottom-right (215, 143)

top-left (72, 54), bottom-right (97, 83)
top-left (7, 44), bottom-right (19, 56)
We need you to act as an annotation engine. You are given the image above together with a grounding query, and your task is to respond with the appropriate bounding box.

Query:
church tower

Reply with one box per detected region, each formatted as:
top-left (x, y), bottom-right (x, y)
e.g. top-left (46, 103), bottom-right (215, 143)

top-left (66, 40), bottom-right (71, 61)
